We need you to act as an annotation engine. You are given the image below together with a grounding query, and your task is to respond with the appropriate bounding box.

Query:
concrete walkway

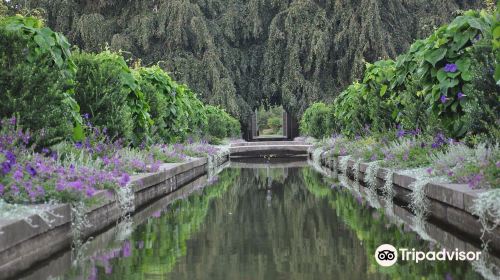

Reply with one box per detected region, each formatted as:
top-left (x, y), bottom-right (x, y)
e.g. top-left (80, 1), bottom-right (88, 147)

top-left (229, 141), bottom-right (311, 158)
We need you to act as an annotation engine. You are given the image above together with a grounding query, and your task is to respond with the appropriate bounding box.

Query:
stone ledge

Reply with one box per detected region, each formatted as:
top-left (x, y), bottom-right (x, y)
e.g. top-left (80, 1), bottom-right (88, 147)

top-left (310, 150), bottom-right (498, 250)
top-left (0, 156), bottom-right (225, 279)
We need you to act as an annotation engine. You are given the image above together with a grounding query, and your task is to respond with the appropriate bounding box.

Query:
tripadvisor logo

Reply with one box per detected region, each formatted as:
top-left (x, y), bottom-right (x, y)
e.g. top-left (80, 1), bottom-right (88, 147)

top-left (375, 244), bottom-right (398, 267)
top-left (375, 244), bottom-right (481, 267)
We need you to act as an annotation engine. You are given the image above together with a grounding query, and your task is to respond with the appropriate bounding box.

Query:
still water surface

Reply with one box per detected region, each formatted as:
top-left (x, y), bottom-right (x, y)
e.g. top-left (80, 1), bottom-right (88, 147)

top-left (24, 165), bottom-right (487, 279)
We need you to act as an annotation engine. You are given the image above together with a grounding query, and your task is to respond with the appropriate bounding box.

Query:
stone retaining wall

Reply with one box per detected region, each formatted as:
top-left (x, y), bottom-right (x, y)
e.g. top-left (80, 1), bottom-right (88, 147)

top-left (309, 150), bottom-right (500, 252)
top-left (0, 156), bottom-right (228, 279)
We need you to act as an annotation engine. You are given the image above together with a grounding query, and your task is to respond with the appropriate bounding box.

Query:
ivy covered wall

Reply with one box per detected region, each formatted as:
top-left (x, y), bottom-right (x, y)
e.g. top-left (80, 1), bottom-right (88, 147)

top-left (11, 0), bottom-right (484, 122)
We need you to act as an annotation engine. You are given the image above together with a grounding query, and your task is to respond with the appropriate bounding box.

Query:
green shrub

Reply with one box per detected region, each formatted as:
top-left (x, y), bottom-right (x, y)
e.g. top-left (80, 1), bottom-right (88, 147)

top-left (135, 66), bottom-right (181, 143)
top-left (0, 16), bottom-right (80, 147)
top-left (176, 84), bottom-right (208, 141)
top-left (267, 116), bottom-right (282, 134)
top-left (332, 84), bottom-right (369, 137)
top-left (204, 105), bottom-right (240, 141)
top-left (300, 102), bottom-right (330, 138)
top-left (73, 51), bottom-right (135, 141)
top-left (302, 9), bottom-right (498, 140)
top-left (391, 10), bottom-right (495, 137)
top-left (361, 60), bottom-right (397, 132)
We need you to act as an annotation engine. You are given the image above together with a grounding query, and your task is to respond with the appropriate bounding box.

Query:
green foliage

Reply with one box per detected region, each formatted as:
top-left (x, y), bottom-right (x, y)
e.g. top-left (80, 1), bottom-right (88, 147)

top-left (0, 15), bottom-right (80, 147)
top-left (92, 50), bottom-right (152, 143)
top-left (0, 15), bottom-right (241, 148)
top-left (267, 116), bottom-right (282, 134)
top-left (256, 105), bottom-right (283, 135)
top-left (332, 83), bottom-right (368, 137)
top-left (73, 51), bottom-right (135, 141)
top-left (22, 0), bottom-right (484, 124)
top-left (175, 84), bottom-right (208, 141)
top-left (300, 102), bottom-right (330, 138)
top-left (135, 65), bottom-right (208, 143)
top-left (361, 60), bottom-right (397, 132)
top-left (392, 10), bottom-right (495, 137)
top-left (494, 2), bottom-right (500, 84)
top-left (204, 105), bottom-right (241, 142)
top-left (302, 9), bottom-right (498, 140)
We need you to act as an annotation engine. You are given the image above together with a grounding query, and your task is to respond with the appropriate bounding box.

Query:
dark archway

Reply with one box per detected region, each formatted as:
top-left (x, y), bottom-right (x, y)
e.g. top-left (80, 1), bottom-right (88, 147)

top-left (244, 109), bottom-right (299, 141)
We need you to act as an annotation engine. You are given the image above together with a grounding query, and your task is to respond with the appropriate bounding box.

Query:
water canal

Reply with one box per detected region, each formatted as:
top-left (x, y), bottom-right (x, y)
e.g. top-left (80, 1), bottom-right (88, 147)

top-left (15, 160), bottom-right (495, 280)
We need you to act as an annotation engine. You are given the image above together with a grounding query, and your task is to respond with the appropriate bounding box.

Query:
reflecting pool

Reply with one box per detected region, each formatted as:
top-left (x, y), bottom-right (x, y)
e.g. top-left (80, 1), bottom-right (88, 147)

top-left (17, 164), bottom-right (491, 279)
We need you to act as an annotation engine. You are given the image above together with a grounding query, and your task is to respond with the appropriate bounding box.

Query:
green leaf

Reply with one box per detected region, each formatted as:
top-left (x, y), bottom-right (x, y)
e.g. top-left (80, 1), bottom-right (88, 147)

top-left (33, 34), bottom-right (49, 51)
top-left (72, 124), bottom-right (85, 141)
top-left (456, 58), bottom-right (471, 72)
top-left (461, 71), bottom-right (472, 81)
top-left (493, 26), bottom-right (500, 39)
top-left (424, 48), bottom-right (447, 67)
top-left (467, 17), bottom-right (486, 32)
top-left (379, 84), bottom-right (388, 96)
top-left (437, 69), bottom-right (447, 82)
top-left (451, 32), bottom-right (470, 50)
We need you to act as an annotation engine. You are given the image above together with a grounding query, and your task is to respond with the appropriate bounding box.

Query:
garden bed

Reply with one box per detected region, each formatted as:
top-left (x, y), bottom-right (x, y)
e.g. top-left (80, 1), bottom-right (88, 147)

top-left (309, 150), bottom-right (500, 252)
top-left (0, 155), bottom-right (228, 279)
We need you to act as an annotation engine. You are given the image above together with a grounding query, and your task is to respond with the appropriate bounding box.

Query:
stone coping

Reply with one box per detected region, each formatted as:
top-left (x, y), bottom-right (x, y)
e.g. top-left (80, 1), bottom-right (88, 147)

top-left (229, 143), bottom-right (312, 158)
top-left (230, 141), bottom-right (308, 147)
top-left (315, 151), bottom-right (486, 214)
top-left (309, 150), bottom-right (500, 250)
top-left (0, 156), bottom-right (227, 279)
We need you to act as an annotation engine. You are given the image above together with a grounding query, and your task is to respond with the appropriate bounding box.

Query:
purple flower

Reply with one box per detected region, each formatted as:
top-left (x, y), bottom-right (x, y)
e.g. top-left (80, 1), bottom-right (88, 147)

top-left (74, 141), bottom-right (83, 149)
top-left (25, 164), bottom-right (37, 177)
top-left (119, 173), bottom-right (130, 187)
top-left (467, 173), bottom-right (483, 189)
top-left (5, 151), bottom-right (16, 164)
top-left (122, 240), bottom-right (131, 257)
top-left (83, 113), bottom-right (90, 119)
top-left (457, 92), bottom-right (465, 100)
top-left (13, 169), bottom-right (23, 181)
top-left (426, 168), bottom-right (433, 175)
top-left (402, 151), bottom-right (409, 161)
top-left (396, 128), bottom-right (405, 138)
top-left (443, 63), bottom-right (458, 73)
top-left (496, 161), bottom-right (500, 168)
top-left (2, 161), bottom-right (11, 174)
top-left (0, 184), bottom-right (4, 195)
top-left (86, 187), bottom-right (96, 197)
top-left (67, 180), bottom-right (84, 191)
top-left (56, 181), bottom-right (66, 191)
top-left (356, 196), bottom-right (363, 205)
top-left (445, 272), bottom-right (453, 280)
top-left (152, 211), bottom-right (161, 218)
top-left (440, 95), bottom-right (448, 104)
top-left (432, 133), bottom-right (447, 149)
top-left (42, 148), bottom-right (50, 154)
top-left (11, 185), bottom-right (19, 195)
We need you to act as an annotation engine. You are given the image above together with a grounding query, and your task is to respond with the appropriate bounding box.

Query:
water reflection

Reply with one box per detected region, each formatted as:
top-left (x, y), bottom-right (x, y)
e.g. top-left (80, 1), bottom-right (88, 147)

top-left (18, 165), bottom-right (495, 279)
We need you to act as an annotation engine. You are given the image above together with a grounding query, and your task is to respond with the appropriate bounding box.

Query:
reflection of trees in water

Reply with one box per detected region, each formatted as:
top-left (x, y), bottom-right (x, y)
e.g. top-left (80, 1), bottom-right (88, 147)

top-left (62, 167), bottom-right (485, 280)
top-left (168, 167), bottom-right (385, 280)
top-left (62, 169), bottom-right (240, 280)
top-left (301, 167), bottom-right (483, 280)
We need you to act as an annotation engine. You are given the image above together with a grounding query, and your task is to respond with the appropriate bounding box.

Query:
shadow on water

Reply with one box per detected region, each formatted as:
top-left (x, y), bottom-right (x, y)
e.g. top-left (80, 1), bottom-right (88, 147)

top-left (13, 159), bottom-right (498, 279)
